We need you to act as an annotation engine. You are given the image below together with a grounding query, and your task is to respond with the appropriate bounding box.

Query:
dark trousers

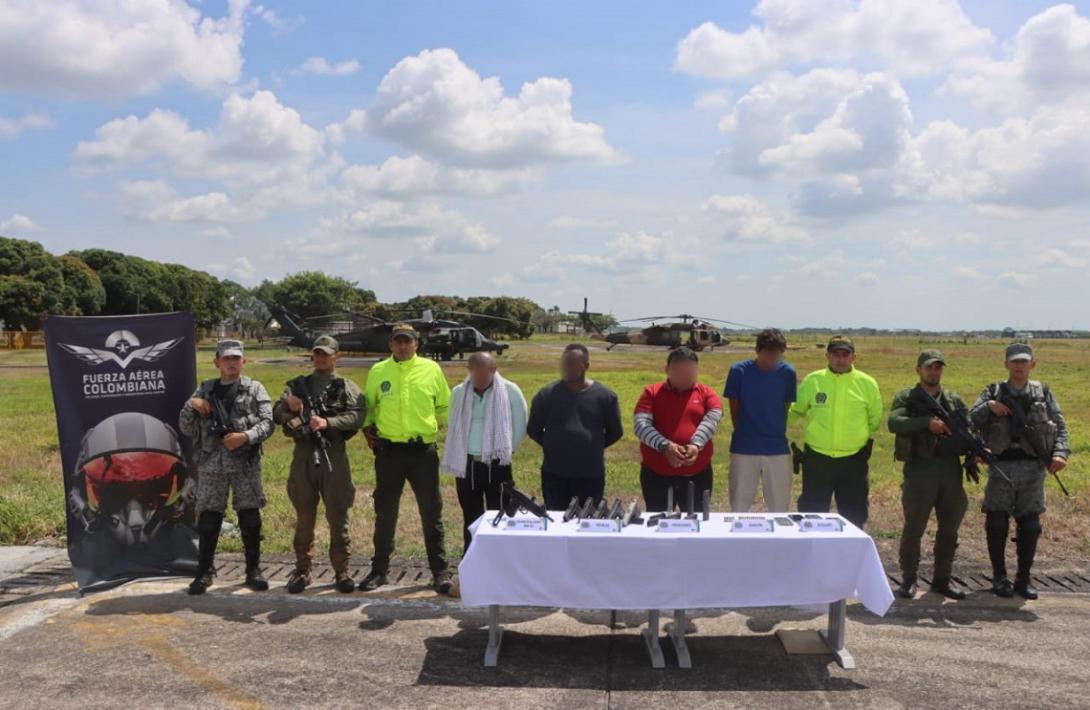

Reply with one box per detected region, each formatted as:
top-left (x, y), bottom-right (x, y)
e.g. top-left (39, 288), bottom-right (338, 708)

top-left (898, 472), bottom-right (968, 583)
top-left (372, 443), bottom-right (447, 575)
top-left (640, 465), bottom-right (714, 513)
top-left (798, 445), bottom-right (870, 528)
top-left (455, 456), bottom-right (512, 552)
top-left (541, 474), bottom-right (605, 512)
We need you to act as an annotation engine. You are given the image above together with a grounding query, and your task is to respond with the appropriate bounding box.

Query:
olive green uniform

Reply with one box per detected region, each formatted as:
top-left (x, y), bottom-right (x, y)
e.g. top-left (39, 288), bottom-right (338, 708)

top-left (888, 386), bottom-right (970, 586)
top-left (273, 372), bottom-right (365, 574)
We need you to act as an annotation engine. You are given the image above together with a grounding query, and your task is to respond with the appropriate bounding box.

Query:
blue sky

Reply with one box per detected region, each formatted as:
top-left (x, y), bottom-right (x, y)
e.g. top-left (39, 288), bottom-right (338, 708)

top-left (2, 0), bottom-right (1089, 329)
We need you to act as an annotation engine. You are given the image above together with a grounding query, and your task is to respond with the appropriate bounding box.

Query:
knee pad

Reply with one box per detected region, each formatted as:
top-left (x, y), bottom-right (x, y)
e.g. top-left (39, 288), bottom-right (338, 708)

top-left (197, 510), bottom-right (224, 535)
top-left (985, 511), bottom-right (1009, 535)
top-left (236, 508), bottom-right (262, 534)
top-left (1015, 513), bottom-right (1042, 536)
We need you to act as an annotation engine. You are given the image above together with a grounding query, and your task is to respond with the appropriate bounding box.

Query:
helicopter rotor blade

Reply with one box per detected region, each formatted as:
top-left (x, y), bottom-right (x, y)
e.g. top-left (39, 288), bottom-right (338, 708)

top-left (690, 317), bottom-right (761, 330)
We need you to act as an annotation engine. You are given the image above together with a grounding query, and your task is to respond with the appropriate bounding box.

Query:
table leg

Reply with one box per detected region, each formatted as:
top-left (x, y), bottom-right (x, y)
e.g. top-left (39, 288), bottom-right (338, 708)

top-left (819, 599), bottom-right (856, 670)
top-left (667, 608), bottom-right (692, 669)
top-left (484, 604), bottom-right (504, 667)
top-left (642, 609), bottom-right (666, 669)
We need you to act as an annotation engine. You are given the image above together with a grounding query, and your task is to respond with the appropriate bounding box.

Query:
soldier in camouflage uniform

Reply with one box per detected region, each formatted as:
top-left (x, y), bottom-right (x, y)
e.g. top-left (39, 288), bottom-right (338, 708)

top-left (179, 339), bottom-right (274, 595)
top-left (969, 343), bottom-right (1070, 600)
top-left (273, 335), bottom-right (365, 594)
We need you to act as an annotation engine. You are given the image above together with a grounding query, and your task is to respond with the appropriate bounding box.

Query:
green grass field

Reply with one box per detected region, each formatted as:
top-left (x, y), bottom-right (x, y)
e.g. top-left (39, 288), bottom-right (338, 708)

top-left (1, 334), bottom-right (1087, 567)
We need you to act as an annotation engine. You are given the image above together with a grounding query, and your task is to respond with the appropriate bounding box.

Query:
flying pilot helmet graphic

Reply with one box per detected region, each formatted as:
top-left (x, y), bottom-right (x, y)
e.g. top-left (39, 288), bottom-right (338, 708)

top-left (69, 412), bottom-right (188, 547)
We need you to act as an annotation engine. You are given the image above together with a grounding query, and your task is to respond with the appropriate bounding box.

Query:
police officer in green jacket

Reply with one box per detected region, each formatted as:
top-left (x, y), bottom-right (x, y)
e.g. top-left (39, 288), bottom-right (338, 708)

top-left (789, 335), bottom-right (882, 528)
top-left (359, 324), bottom-right (453, 593)
top-left (888, 350), bottom-right (970, 600)
top-left (273, 335), bottom-right (366, 594)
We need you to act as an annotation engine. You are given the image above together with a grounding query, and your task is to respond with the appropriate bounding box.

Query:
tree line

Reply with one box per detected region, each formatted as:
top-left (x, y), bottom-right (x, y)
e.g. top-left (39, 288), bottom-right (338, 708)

top-left (0, 236), bottom-right (557, 339)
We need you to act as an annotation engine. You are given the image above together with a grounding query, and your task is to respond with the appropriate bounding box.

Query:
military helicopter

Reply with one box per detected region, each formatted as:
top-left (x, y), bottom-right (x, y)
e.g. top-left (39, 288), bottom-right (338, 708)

top-left (263, 302), bottom-right (511, 360)
top-left (569, 298), bottom-right (755, 351)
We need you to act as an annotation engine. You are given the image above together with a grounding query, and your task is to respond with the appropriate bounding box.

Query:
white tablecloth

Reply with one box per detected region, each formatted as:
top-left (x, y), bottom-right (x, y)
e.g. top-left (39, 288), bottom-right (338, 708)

top-left (459, 512), bottom-right (894, 616)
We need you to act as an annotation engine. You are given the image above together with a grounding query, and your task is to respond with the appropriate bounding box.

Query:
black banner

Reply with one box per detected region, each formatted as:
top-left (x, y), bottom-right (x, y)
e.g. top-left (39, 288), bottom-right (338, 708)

top-left (44, 312), bottom-right (199, 590)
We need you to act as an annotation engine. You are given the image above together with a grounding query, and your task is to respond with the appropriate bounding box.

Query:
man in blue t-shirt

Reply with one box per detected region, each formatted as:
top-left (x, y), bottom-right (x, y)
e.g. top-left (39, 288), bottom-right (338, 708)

top-left (723, 328), bottom-right (797, 512)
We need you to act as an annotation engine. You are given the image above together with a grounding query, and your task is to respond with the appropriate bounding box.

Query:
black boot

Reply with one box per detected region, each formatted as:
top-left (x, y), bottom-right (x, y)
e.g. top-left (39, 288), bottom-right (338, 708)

top-left (237, 508), bottom-right (268, 591)
top-left (930, 578), bottom-right (967, 601)
top-left (896, 574), bottom-right (917, 599)
top-left (1014, 514), bottom-right (1042, 600)
top-left (188, 511), bottom-right (223, 595)
top-left (985, 512), bottom-right (1013, 597)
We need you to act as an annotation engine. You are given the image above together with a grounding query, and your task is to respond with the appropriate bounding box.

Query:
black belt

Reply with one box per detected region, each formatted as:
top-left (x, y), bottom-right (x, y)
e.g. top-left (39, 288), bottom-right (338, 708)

top-left (376, 437), bottom-right (432, 451)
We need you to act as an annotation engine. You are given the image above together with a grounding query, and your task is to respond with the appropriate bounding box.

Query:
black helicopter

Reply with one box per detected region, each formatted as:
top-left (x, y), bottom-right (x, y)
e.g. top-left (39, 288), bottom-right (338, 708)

top-left (264, 302), bottom-right (511, 360)
top-left (570, 298), bottom-right (755, 351)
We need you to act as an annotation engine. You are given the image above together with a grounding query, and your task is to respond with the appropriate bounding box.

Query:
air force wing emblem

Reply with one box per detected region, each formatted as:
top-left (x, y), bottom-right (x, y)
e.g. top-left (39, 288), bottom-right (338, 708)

top-left (58, 329), bottom-right (183, 370)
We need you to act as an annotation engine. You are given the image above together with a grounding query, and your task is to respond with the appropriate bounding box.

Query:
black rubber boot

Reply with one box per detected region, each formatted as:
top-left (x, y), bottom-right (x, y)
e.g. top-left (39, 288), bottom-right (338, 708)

top-left (985, 512), bottom-right (1013, 597)
top-left (896, 574), bottom-right (917, 599)
top-left (188, 511), bottom-right (223, 595)
top-left (1014, 514), bottom-right (1042, 600)
top-left (237, 508), bottom-right (268, 592)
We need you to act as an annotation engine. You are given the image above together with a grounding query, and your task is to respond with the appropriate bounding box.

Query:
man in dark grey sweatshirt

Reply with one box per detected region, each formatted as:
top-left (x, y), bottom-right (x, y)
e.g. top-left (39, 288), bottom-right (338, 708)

top-left (527, 343), bottom-right (623, 510)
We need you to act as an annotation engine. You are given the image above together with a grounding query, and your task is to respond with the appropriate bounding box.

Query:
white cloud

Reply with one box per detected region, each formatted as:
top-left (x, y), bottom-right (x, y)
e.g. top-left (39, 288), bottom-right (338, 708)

top-left (319, 200), bottom-right (500, 253)
top-left (606, 231), bottom-right (666, 262)
top-left (0, 213), bottom-right (42, 233)
top-left (952, 265), bottom-right (985, 281)
top-left (0, 0), bottom-right (249, 98)
top-left (704, 194), bottom-right (811, 245)
top-left (902, 106), bottom-right (1090, 209)
top-left (197, 226), bottom-right (232, 240)
top-left (207, 256), bottom-right (257, 282)
top-left (252, 4), bottom-right (300, 34)
top-left (119, 180), bottom-right (255, 224)
top-left (795, 248), bottom-right (885, 279)
top-left (675, 0), bottom-right (993, 80)
top-left (854, 271), bottom-right (880, 285)
top-left (76, 91), bottom-right (340, 219)
top-left (546, 215), bottom-right (618, 231)
top-left (340, 154), bottom-right (537, 197)
top-left (294, 57), bottom-right (361, 77)
top-left (722, 69), bottom-right (912, 178)
top-left (693, 88), bottom-right (732, 111)
top-left (0, 112), bottom-right (51, 140)
top-left (76, 91), bottom-right (326, 185)
top-left (944, 4), bottom-right (1090, 113)
top-left (361, 48), bottom-right (616, 168)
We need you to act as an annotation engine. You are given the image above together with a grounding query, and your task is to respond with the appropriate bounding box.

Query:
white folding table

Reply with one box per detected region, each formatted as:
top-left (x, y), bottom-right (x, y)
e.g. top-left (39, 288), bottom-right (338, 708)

top-left (458, 512), bottom-right (894, 669)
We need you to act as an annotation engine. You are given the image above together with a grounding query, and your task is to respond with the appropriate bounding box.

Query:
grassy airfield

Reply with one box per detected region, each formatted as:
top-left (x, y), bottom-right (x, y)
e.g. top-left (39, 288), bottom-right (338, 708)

top-left (1, 333), bottom-right (1086, 565)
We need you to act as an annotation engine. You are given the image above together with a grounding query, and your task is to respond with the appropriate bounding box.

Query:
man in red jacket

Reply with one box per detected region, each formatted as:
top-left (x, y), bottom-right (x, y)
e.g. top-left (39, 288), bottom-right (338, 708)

top-left (634, 347), bottom-right (724, 511)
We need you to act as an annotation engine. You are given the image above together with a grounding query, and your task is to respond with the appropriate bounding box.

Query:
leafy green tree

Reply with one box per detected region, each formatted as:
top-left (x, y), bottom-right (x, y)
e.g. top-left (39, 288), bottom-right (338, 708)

top-left (223, 280), bottom-right (270, 339)
top-left (0, 275), bottom-right (48, 329)
top-left (57, 255), bottom-right (106, 316)
top-left (0, 237), bottom-right (65, 325)
top-left (71, 249), bottom-right (174, 314)
top-left (254, 272), bottom-right (377, 319)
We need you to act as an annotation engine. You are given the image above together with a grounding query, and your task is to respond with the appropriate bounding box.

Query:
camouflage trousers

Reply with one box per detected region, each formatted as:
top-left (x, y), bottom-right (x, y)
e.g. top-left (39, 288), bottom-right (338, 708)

top-left (982, 458), bottom-right (1046, 517)
top-left (195, 459), bottom-right (267, 514)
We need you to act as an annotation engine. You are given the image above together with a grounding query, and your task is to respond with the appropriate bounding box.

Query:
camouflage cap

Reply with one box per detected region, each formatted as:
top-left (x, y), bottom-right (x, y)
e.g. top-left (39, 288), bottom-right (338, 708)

top-left (216, 339), bottom-right (244, 358)
top-left (1005, 342), bottom-right (1033, 362)
top-left (826, 335), bottom-right (855, 353)
top-left (390, 323), bottom-right (418, 340)
top-left (312, 334), bottom-right (339, 354)
top-left (917, 349), bottom-right (945, 367)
